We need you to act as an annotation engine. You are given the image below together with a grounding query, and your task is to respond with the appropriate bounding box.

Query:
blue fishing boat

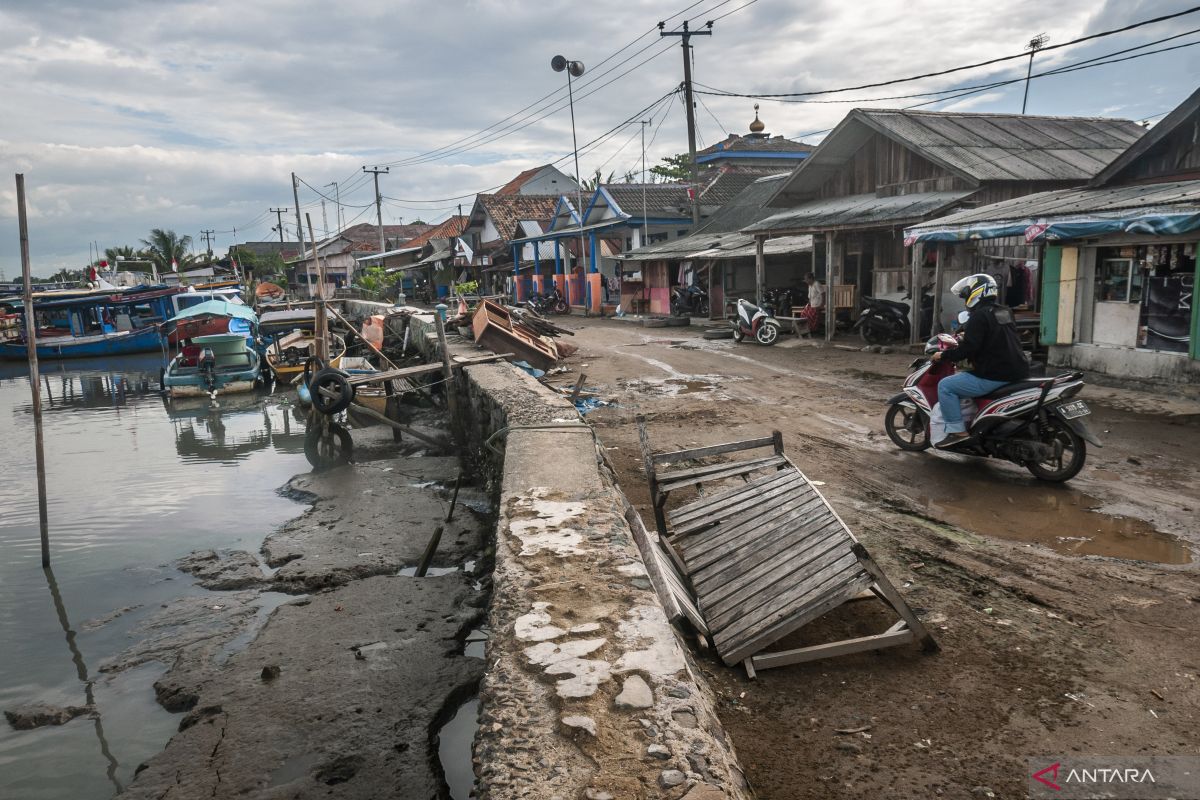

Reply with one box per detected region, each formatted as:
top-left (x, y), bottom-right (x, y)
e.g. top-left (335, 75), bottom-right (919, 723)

top-left (160, 300), bottom-right (262, 400)
top-left (0, 286), bottom-right (184, 360)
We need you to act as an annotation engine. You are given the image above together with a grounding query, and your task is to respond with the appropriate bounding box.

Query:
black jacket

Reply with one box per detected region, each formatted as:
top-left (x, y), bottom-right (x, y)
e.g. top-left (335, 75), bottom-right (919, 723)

top-left (944, 301), bottom-right (1029, 382)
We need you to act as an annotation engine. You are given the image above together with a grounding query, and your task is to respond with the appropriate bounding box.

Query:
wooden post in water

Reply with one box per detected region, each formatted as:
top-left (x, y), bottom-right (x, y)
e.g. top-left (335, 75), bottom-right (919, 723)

top-left (433, 312), bottom-right (463, 448)
top-left (16, 174), bottom-right (50, 567)
top-left (305, 214), bottom-right (329, 363)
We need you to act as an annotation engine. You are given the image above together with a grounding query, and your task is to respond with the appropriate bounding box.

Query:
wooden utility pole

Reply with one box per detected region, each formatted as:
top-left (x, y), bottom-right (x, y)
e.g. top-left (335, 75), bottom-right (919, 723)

top-left (363, 166), bottom-right (390, 259)
top-left (270, 207), bottom-right (288, 243)
top-left (200, 229), bottom-right (215, 262)
top-left (433, 312), bottom-right (463, 448)
top-left (305, 214), bottom-right (328, 362)
top-left (16, 174), bottom-right (50, 567)
top-left (659, 19), bottom-right (713, 226)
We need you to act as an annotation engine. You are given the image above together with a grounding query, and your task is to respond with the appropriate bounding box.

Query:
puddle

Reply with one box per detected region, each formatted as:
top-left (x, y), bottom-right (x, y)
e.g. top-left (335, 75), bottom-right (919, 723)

top-left (919, 488), bottom-right (1191, 564)
top-left (267, 752), bottom-right (322, 788)
top-left (397, 565), bottom-right (460, 577)
top-left (215, 592), bottom-right (297, 664)
top-left (464, 627), bottom-right (488, 659)
top-left (438, 697), bottom-right (479, 800)
top-left (665, 379), bottom-right (713, 395)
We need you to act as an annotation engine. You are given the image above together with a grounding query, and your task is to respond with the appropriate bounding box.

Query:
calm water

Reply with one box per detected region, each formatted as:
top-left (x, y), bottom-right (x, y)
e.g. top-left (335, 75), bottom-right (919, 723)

top-left (0, 354), bottom-right (311, 798)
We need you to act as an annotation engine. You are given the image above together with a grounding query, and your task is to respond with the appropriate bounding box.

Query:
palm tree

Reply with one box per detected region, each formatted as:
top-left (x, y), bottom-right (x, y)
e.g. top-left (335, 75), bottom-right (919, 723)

top-left (104, 245), bottom-right (145, 264)
top-left (139, 229), bottom-right (195, 273)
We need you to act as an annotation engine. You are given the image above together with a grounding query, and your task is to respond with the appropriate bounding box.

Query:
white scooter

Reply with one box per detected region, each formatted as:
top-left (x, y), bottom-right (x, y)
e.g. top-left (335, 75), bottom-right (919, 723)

top-left (731, 298), bottom-right (783, 346)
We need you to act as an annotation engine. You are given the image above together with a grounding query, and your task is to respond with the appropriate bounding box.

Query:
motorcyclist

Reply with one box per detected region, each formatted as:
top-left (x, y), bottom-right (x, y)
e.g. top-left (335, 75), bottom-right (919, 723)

top-left (930, 273), bottom-right (1029, 447)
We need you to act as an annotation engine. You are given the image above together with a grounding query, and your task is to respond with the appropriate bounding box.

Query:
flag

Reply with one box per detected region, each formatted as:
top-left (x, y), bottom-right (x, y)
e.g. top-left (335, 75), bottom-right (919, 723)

top-left (171, 258), bottom-right (179, 272)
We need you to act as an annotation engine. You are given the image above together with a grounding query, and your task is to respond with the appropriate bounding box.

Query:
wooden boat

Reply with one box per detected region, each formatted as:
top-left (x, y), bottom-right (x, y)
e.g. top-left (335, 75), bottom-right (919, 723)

top-left (297, 355), bottom-right (391, 412)
top-left (265, 329), bottom-right (346, 384)
top-left (160, 300), bottom-right (261, 399)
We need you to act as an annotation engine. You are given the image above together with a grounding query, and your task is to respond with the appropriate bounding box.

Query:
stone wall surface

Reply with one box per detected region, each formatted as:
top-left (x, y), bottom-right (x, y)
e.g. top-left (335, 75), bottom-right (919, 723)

top-left (402, 311), bottom-right (751, 799)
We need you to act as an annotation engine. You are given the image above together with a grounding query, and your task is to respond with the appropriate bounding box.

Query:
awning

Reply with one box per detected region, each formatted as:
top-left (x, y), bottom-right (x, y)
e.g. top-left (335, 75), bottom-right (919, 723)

top-left (688, 234), bottom-right (814, 260)
top-left (743, 190), bottom-right (976, 235)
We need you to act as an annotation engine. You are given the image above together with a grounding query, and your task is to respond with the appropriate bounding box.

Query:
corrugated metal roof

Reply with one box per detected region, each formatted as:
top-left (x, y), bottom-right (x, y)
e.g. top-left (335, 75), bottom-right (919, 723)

top-left (619, 233), bottom-right (731, 261)
top-left (744, 190), bottom-right (976, 234)
top-left (905, 179), bottom-right (1200, 232)
top-left (688, 234), bottom-right (813, 260)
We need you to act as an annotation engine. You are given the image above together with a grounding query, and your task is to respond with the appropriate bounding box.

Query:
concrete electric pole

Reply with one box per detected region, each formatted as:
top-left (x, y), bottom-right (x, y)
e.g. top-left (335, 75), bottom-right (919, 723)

top-left (659, 19), bottom-right (713, 226)
top-left (200, 229), bottom-right (215, 262)
top-left (291, 172), bottom-right (306, 255)
top-left (269, 207), bottom-right (288, 243)
top-left (363, 166), bottom-right (390, 258)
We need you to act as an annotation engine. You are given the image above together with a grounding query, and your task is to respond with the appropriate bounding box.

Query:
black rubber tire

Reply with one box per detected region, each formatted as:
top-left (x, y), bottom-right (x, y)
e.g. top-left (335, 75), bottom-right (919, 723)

top-left (755, 321), bottom-right (781, 345)
top-left (1025, 416), bottom-right (1087, 482)
top-left (698, 299), bottom-right (710, 316)
top-left (310, 368), bottom-right (355, 415)
top-left (302, 356), bottom-right (326, 388)
top-left (860, 321), bottom-right (891, 345)
top-left (552, 299), bottom-right (569, 314)
top-left (884, 404), bottom-right (930, 452)
top-left (304, 421), bottom-right (353, 470)
top-left (732, 327), bottom-right (745, 342)
top-left (702, 328), bottom-right (734, 340)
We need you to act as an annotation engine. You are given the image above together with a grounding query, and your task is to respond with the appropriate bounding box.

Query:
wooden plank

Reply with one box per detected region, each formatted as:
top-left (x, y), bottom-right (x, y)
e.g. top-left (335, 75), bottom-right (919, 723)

top-left (680, 489), bottom-right (827, 565)
top-left (653, 435), bottom-right (777, 466)
top-left (670, 471), bottom-right (801, 533)
top-left (684, 497), bottom-right (834, 578)
top-left (719, 571), bottom-right (874, 666)
top-left (781, 454), bottom-right (862, 545)
top-left (347, 362), bottom-right (442, 386)
top-left (852, 543), bottom-right (939, 653)
top-left (750, 627), bottom-right (915, 671)
top-left (625, 505), bottom-right (685, 626)
top-left (669, 469), bottom-right (796, 529)
top-left (657, 455), bottom-right (786, 492)
top-left (636, 416), bottom-right (667, 537)
top-left (694, 518), bottom-right (846, 607)
top-left (702, 526), bottom-right (851, 624)
top-left (347, 402), bottom-right (447, 448)
top-left (708, 549), bottom-right (862, 640)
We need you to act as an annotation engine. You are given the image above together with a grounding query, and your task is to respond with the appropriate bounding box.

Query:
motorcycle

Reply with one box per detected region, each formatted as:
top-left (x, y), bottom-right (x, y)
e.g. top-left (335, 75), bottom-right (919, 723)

top-left (731, 298), bottom-right (783, 346)
top-left (525, 284), bottom-right (569, 315)
top-left (762, 286), bottom-right (800, 318)
top-left (670, 284), bottom-right (710, 317)
top-left (855, 286), bottom-right (934, 344)
top-left (883, 334), bottom-right (1101, 482)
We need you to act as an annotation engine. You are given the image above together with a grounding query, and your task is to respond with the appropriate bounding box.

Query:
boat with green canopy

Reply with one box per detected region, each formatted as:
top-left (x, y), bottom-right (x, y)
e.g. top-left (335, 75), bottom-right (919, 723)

top-left (160, 299), bottom-right (262, 400)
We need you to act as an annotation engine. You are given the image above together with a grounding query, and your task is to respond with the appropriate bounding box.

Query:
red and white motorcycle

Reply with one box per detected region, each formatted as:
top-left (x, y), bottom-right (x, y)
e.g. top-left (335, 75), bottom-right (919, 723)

top-left (883, 334), bottom-right (1101, 482)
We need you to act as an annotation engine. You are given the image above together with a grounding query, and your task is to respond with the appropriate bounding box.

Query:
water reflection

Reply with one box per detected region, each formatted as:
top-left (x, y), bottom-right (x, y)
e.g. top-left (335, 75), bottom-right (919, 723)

top-left (0, 354), bottom-right (311, 799)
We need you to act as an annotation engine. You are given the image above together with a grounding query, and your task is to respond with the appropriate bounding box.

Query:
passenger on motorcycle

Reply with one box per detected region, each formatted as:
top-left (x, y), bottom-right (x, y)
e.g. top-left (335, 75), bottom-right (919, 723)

top-left (930, 273), bottom-right (1029, 448)
top-left (798, 273), bottom-right (825, 336)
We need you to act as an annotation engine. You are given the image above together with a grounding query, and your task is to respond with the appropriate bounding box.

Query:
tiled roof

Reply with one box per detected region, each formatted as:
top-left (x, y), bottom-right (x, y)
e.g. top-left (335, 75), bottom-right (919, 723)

top-left (478, 194), bottom-right (560, 245)
top-left (601, 184), bottom-right (691, 220)
top-left (496, 166), bottom-right (544, 195)
top-left (744, 190), bottom-right (977, 234)
top-left (698, 166), bottom-right (791, 205)
top-left (698, 133), bottom-right (813, 156)
top-left (233, 241), bottom-right (308, 259)
top-left (402, 215), bottom-right (468, 250)
top-left (341, 222), bottom-right (434, 245)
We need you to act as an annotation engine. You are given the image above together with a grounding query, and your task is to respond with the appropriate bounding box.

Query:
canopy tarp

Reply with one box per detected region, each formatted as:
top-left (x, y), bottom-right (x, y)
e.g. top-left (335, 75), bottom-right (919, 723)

top-left (166, 299), bottom-right (258, 325)
top-left (906, 210), bottom-right (1200, 244)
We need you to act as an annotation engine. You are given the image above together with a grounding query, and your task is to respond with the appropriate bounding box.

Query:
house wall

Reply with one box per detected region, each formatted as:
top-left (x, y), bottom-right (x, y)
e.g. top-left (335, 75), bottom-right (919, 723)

top-left (517, 167), bottom-right (577, 196)
top-left (1105, 109), bottom-right (1200, 184)
top-left (816, 133), bottom-right (970, 199)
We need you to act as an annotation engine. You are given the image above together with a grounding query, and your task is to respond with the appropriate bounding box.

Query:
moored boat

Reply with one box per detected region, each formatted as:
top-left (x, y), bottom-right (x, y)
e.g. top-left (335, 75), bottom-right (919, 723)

top-left (160, 300), bottom-right (261, 399)
top-left (260, 310), bottom-right (346, 385)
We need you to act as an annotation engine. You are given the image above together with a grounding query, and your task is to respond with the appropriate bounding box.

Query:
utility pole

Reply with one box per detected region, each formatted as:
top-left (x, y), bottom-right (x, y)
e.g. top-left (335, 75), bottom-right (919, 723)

top-left (363, 166), bottom-right (389, 258)
top-left (1022, 33), bottom-right (1049, 114)
top-left (641, 119), bottom-right (650, 245)
top-left (269, 207), bottom-right (288, 243)
top-left (325, 183), bottom-right (343, 237)
top-left (659, 19), bottom-right (712, 226)
top-left (321, 199), bottom-right (329, 241)
top-left (200, 229), bottom-right (215, 263)
top-left (291, 172), bottom-right (306, 255)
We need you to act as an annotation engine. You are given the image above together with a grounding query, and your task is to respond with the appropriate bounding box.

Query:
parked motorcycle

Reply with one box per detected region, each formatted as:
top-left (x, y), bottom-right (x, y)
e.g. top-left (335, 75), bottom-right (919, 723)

top-left (525, 285), bottom-right (569, 315)
top-left (670, 284), bottom-right (710, 317)
top-left (855, 286), bottom-right (934, 344)
top-left (731, 298), bottom-right (783, 346)
top-left (883, 334), bottom-right (1101, 481)
top-left (761, 286), bottom-right (799, 318)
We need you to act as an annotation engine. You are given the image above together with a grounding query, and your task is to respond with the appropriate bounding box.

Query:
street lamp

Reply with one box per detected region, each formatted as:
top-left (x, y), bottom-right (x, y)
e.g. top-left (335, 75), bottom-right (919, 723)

top-left (552, 54), bottom-right (588, 311)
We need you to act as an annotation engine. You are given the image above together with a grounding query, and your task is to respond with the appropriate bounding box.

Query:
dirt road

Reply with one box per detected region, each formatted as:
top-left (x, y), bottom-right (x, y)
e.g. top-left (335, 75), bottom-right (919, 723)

top-left (555, 317), bottom-right (1200, 799)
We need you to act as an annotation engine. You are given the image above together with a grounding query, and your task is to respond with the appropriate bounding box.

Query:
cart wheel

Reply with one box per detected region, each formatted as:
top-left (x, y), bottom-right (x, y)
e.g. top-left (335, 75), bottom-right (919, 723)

top-left (304, 420), bottom-right (353, 470)
top-left (310, 368), bottom-right (355, 415)
top-left (302, 356), bottom-right (326, 388)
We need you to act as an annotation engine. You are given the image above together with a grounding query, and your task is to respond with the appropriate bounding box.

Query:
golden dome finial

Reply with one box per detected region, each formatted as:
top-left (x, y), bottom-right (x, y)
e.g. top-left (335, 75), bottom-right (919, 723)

top-left (749, 103), bottom-right (765, 134)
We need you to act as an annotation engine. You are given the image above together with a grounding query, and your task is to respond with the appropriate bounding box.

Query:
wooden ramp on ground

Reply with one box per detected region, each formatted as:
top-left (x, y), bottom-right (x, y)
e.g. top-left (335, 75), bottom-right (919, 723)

top-left (635, 417), bottom-right (937, 678)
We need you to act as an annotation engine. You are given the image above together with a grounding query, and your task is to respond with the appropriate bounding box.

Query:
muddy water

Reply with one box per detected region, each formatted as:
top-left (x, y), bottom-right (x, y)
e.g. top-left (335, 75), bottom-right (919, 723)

top-left (0, 354), bottom-right (310, 799)
top-left (917, 475), bottom-right (1192, 565)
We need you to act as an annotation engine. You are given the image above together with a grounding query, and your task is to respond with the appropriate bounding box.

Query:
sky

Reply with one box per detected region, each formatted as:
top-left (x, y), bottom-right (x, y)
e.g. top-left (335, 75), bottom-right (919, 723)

top-left (1, 0), bottom-right (1198, 277)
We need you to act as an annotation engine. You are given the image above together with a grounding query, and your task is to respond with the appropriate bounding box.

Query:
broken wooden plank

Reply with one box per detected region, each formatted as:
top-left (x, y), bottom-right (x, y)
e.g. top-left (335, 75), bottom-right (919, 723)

top-left (657, 455), bottom-right (787, 493)
top-left (346, 401), bottom-right (447, 448)
top-left (671, 473), bottom-right (804, 535)
top-left (653, 435), bottom-right (778, 466)
top-left (750, 627), bottom-right (915, 670)
top-left (668, 469), bottom-right (796, 527)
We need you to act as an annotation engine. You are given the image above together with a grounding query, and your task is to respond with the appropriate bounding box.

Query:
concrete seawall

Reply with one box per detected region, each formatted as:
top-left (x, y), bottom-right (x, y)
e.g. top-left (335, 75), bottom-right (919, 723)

top-left (389, 307), bottom-right (750, 799)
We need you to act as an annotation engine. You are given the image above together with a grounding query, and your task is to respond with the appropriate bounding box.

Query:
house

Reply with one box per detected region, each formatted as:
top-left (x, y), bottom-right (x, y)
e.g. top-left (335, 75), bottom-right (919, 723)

top-left (742, 108), bottom-right (1145, 337)
top-left (495, 164), bottom-right (581, 196)
top-left (370, 215), bottom-right (470, 296)
top-left (461, 193), bottom-right (561, 287)
top-left (285, 222), bottom-right (432, 294)
top-left (619, 173), bottom-right (812, 316)
top-left (905, 87), bottom-right (1200, 382)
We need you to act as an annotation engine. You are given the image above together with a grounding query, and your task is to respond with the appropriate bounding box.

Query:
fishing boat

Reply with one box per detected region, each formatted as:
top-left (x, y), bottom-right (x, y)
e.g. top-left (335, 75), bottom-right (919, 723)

top-left (160, 300), bottom-right (261, 399)
top-left (259, 309), bottom-right (345, 385)
top-left (0, 286), bottom-right (184, 360)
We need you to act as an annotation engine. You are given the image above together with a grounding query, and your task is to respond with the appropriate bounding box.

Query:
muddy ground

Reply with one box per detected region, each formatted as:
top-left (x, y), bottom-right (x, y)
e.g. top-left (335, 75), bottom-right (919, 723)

top-left (556, 317), bottom-right (1200, 800)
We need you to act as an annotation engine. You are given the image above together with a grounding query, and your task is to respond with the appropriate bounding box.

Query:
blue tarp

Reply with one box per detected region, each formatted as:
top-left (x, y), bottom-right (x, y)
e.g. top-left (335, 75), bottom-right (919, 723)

top-left (907, 212), bottom-right (1200, 244)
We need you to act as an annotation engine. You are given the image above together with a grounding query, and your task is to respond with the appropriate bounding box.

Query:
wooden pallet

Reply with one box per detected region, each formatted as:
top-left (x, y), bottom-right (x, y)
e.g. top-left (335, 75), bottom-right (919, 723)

top-left (636, 417), bottom-right (937, 678)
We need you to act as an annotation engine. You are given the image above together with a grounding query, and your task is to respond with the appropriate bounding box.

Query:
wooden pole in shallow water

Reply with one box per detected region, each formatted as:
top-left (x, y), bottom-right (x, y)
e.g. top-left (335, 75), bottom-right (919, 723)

top-left (16, 174), bottom-right (50, 567)
top-left (305, 214), bottom-right (329, 363)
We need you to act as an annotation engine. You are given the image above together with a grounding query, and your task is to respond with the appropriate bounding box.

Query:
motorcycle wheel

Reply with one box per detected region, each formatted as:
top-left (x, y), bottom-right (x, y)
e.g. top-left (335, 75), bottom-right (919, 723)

top-left (860, 321), bottom-right (891, 345)
top-left (698, 299), bottom-right (710, 316)
top-left (1025, 417), bottom-right (1087, 482)
top-left (732, 326), bottom-right (745, 343)
top-left (553, 299), bottom-right (569, 314)
top-left (755, 321), bottom-right (780, 346)
top-left (884, 404), bottom-right (930, 451)
top-left (304, 420), bottom-right (353, 470)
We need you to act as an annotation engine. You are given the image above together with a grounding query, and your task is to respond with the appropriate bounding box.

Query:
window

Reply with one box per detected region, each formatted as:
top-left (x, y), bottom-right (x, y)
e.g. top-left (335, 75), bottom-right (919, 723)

top-left (1096, 258), bottom-right (1143, 303)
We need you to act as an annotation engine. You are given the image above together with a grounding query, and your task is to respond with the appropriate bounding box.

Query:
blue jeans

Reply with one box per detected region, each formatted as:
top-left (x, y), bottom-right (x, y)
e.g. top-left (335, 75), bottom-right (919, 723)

top-left (938, 372), bottom-right (1007, 433)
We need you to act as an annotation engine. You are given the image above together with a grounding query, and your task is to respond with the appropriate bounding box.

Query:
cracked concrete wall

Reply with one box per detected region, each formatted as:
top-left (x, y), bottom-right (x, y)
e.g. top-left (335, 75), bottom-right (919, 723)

top-left (404, 312), bottom-right (751, 800)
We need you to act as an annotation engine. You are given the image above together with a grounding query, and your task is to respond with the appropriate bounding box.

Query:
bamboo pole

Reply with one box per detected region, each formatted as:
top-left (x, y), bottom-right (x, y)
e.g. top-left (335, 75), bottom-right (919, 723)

top-left (305, 214), bottom-right (328, 363)
top-left (16, 174), bottom-right (50, 567)
top-left (433, 312), bottom-right (463, 448)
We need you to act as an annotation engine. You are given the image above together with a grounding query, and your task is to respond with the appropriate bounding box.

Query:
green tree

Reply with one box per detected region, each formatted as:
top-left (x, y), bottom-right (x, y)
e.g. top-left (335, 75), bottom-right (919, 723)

top-left (139, 229), bottom-right (195, 274)
top-left (572, 169), bottom-right (616, 192)
top-left (650, 153), bottom-right (691, 181)
top-left (104, 245), bottom-right (145, 264)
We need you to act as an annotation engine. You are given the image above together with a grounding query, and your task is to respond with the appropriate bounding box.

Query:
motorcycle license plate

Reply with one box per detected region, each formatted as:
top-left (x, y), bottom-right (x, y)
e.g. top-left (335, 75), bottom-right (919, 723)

top-left (1058, 400), bottom-right (1090, 419)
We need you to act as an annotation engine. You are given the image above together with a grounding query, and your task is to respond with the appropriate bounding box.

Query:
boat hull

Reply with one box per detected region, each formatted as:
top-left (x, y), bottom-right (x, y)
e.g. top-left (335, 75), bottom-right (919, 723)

top-left (0, 327), bottom-right (162, 360)
top-left (167, 379), bottom-right (258, 398)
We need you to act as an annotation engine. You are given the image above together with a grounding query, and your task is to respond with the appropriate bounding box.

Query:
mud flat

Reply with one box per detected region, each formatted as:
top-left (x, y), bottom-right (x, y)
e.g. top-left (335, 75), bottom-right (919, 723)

top-left (117, 419), bottom-right (493, 798)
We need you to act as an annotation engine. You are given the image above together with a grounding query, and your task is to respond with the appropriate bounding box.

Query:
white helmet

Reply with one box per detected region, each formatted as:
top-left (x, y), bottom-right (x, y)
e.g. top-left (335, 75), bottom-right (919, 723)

top-left (951, 273), bottom-right (998, 309)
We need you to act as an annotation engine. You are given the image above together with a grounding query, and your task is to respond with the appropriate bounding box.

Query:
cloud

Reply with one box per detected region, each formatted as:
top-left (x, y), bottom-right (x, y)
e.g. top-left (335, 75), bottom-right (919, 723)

top-left (1, 0), bottom-right (1197, 276)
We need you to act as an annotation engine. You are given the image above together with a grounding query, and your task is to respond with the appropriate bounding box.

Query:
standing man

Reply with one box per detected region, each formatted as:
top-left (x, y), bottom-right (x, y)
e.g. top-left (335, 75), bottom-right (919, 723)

top-left (931, 273), bottom-right (1029, 447)
top-left (798, 273), bottom-right (825, 336)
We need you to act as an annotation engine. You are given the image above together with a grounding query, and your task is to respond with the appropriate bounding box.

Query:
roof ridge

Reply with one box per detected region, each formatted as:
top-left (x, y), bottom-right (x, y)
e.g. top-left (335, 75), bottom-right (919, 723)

top-left (855, 107), bottom-right (1134, 123)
